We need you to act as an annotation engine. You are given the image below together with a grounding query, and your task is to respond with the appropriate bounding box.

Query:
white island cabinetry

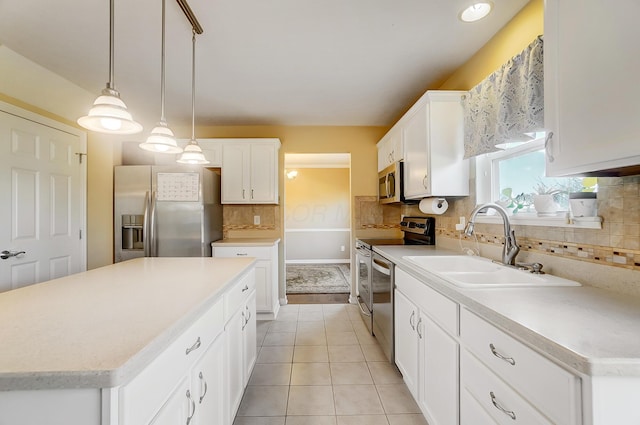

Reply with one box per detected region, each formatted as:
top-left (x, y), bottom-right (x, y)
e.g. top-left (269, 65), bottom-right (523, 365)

top-left (0, 257), bottom-right (258, 425)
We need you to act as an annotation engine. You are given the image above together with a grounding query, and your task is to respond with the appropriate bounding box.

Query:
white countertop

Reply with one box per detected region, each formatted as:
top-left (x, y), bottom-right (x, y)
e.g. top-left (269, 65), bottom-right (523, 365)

top-left (0, 257), bottom-right (256, 390)
top-left (212, 238), bottom-right (281, 247)
top-left (373, 245), bottom-right (640, 377)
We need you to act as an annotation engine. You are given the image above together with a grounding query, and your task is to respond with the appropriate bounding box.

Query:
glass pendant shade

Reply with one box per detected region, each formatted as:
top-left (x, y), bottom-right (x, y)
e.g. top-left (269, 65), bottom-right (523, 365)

top-left (139, 120), bottom-right (182, 153)
top-left (78, 0), bottom-right (142, 135)
top-left (177, 140), bottom-right (209, 164)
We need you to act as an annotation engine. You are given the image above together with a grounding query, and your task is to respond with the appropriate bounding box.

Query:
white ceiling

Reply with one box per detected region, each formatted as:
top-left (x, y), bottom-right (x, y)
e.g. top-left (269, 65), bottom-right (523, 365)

top-left (0, 0), bottom-right (528, 130)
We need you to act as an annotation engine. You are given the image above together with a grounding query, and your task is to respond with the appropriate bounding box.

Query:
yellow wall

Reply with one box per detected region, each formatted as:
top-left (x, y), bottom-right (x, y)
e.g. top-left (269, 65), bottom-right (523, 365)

top-left (439, 0), bottom-right (544, 91)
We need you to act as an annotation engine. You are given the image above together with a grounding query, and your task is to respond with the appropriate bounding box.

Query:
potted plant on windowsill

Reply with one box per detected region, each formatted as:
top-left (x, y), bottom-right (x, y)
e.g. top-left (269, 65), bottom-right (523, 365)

top-left (569, 177), bottom-right (598, 218)
top-left (498, 188), bottom-right (532, 214)
top-left (531, 182), bottom-right (562, 217)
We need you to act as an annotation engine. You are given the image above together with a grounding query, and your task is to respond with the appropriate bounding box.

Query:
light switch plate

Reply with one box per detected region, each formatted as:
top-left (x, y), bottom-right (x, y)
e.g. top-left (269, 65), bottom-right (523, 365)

top-left (254, 215), bottom-right (260, 225)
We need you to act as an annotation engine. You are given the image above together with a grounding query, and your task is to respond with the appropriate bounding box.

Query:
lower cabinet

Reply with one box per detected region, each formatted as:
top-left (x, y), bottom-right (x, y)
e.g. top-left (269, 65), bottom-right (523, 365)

top-left (149, 377), bottom-right (191, 425)
top-left (225, 289), bottom-right (257, 422)
top-left (394, 268), bottom-right (459, 425)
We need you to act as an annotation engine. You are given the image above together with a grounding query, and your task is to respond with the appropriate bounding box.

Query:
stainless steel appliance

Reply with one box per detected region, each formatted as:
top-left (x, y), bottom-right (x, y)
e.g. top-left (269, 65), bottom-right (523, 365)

top-left (378, 162), bottom-right (403, 204)
top-left (356, 216), bottom-right (435, 363)
top-left (114, 165), bottom-right (223, 262)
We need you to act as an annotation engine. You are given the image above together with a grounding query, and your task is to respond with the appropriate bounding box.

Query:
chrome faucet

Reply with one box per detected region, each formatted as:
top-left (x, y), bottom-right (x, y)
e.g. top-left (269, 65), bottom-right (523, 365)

top-left (463, 203), bottom-right (520, 266)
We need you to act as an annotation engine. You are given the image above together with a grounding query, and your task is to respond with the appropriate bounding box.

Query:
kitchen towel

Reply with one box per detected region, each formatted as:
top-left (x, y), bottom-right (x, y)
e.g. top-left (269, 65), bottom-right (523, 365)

top-left (419, 197), bottom-right (448, 215)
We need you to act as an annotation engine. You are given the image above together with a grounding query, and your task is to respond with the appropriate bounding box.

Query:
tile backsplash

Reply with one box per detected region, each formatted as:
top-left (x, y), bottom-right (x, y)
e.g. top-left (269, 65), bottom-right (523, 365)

top-left (356, 176), bottom-right (640, 292)
top-left (222, 204), bottom-right (280, 239)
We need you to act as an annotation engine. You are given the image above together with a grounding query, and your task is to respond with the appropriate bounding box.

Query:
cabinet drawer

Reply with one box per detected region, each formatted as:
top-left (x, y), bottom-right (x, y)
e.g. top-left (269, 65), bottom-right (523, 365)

top-left (224, 268), bottom-right (256, 322)
top-left (395, 268), bottom-right (458, 335)
top-left (461, 350), bottom-right (553, 424)
top-left (460, 308), bottom-right (581, 425)
top-left (213, 246), bottom-right (271, 260)
top-left (120, 298), bottom-right (224, 425)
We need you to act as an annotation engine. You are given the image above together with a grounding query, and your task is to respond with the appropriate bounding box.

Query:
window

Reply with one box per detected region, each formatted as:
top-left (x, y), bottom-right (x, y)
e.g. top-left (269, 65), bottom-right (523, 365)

top-left (475, 134), bottom-right (595, 227)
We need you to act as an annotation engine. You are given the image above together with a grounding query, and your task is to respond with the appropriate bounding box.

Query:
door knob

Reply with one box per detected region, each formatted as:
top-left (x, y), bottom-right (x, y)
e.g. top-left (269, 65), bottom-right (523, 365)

top-left (1, 250), bottom-right (26, 260)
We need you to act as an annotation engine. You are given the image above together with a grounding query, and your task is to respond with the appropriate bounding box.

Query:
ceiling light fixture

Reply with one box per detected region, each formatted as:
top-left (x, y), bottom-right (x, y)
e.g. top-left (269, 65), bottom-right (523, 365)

top-left (177, 29), bottom-right (209, 165)
top-left (139, 0), bottom-right (181, 153)
top-left (78, 0), bottom-right (142, 134)
top-left (286, 170), bottom-right (298, 180)
top-left (459, 2), bottom-right (493, 23)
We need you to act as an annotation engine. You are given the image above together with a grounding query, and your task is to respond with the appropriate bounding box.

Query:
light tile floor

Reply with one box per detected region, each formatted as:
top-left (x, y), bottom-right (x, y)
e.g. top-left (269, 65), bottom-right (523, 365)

top-left (233, 303), bottom-right (429, 425)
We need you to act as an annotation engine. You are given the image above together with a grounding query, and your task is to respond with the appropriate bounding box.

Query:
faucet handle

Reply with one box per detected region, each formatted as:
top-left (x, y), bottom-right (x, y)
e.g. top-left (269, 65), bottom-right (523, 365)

top-left (517, 262), bottom-right (545, 274)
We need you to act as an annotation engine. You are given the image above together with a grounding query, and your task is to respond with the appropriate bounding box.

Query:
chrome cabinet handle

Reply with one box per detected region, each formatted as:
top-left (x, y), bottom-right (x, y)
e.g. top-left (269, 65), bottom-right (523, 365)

top-left (490, 392), bottom-right (516, 420)
top-left (251, 189), bottom-right (254, 199)
top-left (545, 131), bottom-right (555, 163)
top-left (198, 371), bottom-right (208, 404)
top-left (241, 311), bottom-right (246, 330)
top-left (1, 250), bottom-right (25, 260)
top-left (489, 343), bottom-right (516, 365)
top-left (416, 317), bottom-right (423, 339)
top-left (409, 311), bottom-right (416, 331)
top-left (245, 305), bottom-right (252, 325)
top-left (185, 337), bottom-right (201, 355)
top-left (422, 174), bottom-right (428, 189)
top-left (242, 189), bottom-right (246, 199)
top-left (242, 284), bottom-right (249, 292)
top-left (236, 253), bottom-right (248, 256)
top-left (186, 390), bottom-right (196, 424)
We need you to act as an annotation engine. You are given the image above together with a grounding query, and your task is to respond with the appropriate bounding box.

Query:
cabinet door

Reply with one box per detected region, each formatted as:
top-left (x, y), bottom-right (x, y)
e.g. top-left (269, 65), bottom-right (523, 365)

top-left (394, 289), bottom-right (419, 398)
top-left (221, 143), bottom-right (250, 203)
top-left (249, 143), bottom-right (278, 203)
top-left (461, 387), bottom-right (499, 425)
top-left (225, 307), bottom-right (245, 420)
top-left (403, 102), bottom-right (430, 199)
top-left (192, 334), bottom-right (225, 425)
top-left (545, 0), bottom-right (640, 175)
top-left (254, 260), bottom-right (271, 313)
top-left (243, 290), bottom-right (258, 387)
top-left (419, 315), bottom-right (459, 425)
top-left (150, 377), bottom-right (191, 425)
top-left (197, 140), bottom-right (223, 167)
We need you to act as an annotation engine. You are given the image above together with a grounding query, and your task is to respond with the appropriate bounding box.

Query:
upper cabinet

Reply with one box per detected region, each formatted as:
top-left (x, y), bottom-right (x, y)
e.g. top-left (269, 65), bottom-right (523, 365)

top-left (544, 0), bottom-right (640, 176)
top-left (377, 127), bottom-right (403, 172)
top-left (221, 139), bottom-right (280, 204)
top-left (402, 91), bottom-right (469, 200)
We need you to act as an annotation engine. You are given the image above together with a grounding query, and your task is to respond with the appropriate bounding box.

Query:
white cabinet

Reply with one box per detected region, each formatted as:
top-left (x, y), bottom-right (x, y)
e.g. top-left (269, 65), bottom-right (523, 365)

top-left (221, 139), bottom-right (280, 204)
top-left (224, 271), bottom-right (257, 422)
top-left (149, 377), bottom-right (191, 425)
top-left (376, 127), bottom-right (403, 171)
top-left (401, 91), bottom-right (468, 200)
top-left (394, 268), bottom-right (459, 425)
top-left (544, 0), bottom-right (640, 176)
top-left (212, 242), bottom-right (280, 320)
top-left (459, 308), bottom-right (581, 425)
top-left (191, 333), bottom-right (226, 425)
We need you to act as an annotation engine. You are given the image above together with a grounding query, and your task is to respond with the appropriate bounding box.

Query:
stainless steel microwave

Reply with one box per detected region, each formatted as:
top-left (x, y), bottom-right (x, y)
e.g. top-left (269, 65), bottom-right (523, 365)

top-left (378, 162), bottom-right (403, 204)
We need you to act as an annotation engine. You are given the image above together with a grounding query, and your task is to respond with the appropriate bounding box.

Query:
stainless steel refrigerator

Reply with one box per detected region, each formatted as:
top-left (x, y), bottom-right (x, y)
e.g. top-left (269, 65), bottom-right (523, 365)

top-left (114, 165), bottom-right (223, 262)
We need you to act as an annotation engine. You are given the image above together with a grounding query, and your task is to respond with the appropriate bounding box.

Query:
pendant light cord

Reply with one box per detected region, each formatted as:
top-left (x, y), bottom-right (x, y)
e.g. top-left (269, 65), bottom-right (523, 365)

top-left (107, 0), bottom-right (115, 90)
top-left (191, 29), bottom-right (196, 141)
top-left (160, 0), bottom-right (167, 122)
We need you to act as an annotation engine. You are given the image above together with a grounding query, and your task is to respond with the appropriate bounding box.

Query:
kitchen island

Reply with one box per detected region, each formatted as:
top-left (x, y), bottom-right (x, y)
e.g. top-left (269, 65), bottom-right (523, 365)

top-left (0, 257), bottom-right (258, 425)
top-left (374, 244), bottom-right (640, 425)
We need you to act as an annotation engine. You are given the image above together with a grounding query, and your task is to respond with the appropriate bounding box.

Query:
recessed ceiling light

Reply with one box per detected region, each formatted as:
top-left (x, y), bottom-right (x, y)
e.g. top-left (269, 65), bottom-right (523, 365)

top-left (459, 2), bottom-right (493, 22)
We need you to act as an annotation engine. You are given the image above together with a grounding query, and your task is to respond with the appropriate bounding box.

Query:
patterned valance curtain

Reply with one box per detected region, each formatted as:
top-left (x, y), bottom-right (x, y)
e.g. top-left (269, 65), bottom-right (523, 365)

top-left (463, 36), bottom-right (544, 158)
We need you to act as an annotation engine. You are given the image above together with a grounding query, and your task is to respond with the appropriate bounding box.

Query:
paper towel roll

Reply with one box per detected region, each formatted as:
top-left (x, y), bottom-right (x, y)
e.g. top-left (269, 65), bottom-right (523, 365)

top-left (419, 197), bottom-right (448, 215)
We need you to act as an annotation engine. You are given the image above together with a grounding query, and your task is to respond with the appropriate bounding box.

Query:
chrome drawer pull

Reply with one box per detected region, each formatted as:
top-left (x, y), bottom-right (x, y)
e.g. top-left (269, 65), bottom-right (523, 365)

top-left (416, 317), bottom-right (423, 339)
top-left (245, 305), bottom-right (252, 325)
top-left (185, 337), bottom-right (201, 355)
top-left (489, 343), bottom-right (516, 365)
top-left (198, 371), bottom-right (208, 404)
top-left (237, 253), bottom-right (248, 256)
top-left (242, 284), bottom-right (249, 292)
top-left (409, 311), bottom-right (416, 330)
top-left (490, 391), bottom-right (516, 420)
top-left (186, 390), bottom-right (196, 424)
top-left (242, 311), bottom-right (246, 330)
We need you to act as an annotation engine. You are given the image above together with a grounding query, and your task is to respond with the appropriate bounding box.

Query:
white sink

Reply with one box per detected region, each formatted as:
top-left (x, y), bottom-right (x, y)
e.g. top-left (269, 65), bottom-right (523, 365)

top-left (403, 255), bottom-right (581, 288)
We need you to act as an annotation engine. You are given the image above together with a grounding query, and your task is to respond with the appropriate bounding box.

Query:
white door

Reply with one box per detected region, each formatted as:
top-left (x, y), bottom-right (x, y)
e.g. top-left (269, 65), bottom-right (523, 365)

top-left (0, 104), bottom-right (86, 292)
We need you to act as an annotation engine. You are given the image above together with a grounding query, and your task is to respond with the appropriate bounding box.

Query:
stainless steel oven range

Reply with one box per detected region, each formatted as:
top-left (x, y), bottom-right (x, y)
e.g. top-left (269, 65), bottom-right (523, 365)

top-left (355, 216), bottom-right (435, 364)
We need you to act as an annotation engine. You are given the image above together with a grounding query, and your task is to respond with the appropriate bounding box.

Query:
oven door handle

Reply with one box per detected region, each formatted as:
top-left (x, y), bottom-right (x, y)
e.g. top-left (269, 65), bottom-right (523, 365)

top-left (356, 247), bottom-right (371, 257)
top-left (357, 297), bottom-right (372, 317)
top-left (372, 258), bottom-right (392, 276)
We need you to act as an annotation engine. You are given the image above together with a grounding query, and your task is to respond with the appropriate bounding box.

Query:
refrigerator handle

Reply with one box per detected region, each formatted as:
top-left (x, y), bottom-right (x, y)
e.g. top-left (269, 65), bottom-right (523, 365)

top-left (143, 191), bottom-right (150, 257)
top-left (150, 191), bottom-right (158, 257)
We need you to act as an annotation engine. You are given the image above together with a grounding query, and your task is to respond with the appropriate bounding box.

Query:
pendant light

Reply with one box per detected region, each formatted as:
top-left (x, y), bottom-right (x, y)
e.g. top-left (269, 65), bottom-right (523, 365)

top-left (177, 30), bottom-right (209, 165)
top-left (78, 0), bottom-right (142, 134)
top-left (139, 0), bottom-right (181, 153)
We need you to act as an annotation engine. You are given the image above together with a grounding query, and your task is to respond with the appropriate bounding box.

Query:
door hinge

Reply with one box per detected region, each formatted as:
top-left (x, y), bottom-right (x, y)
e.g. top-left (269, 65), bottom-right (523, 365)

top-left (75, 152), bottom-right (87, 164)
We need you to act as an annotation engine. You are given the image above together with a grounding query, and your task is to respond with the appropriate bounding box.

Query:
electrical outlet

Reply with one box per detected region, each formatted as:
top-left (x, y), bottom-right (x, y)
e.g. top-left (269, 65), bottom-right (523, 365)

top-left (340, 245), bottom-right (345, 252)
top-left (253, 215), bottom-right (260, 225)
top-left (455, 216), bottom-right (466, 231)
